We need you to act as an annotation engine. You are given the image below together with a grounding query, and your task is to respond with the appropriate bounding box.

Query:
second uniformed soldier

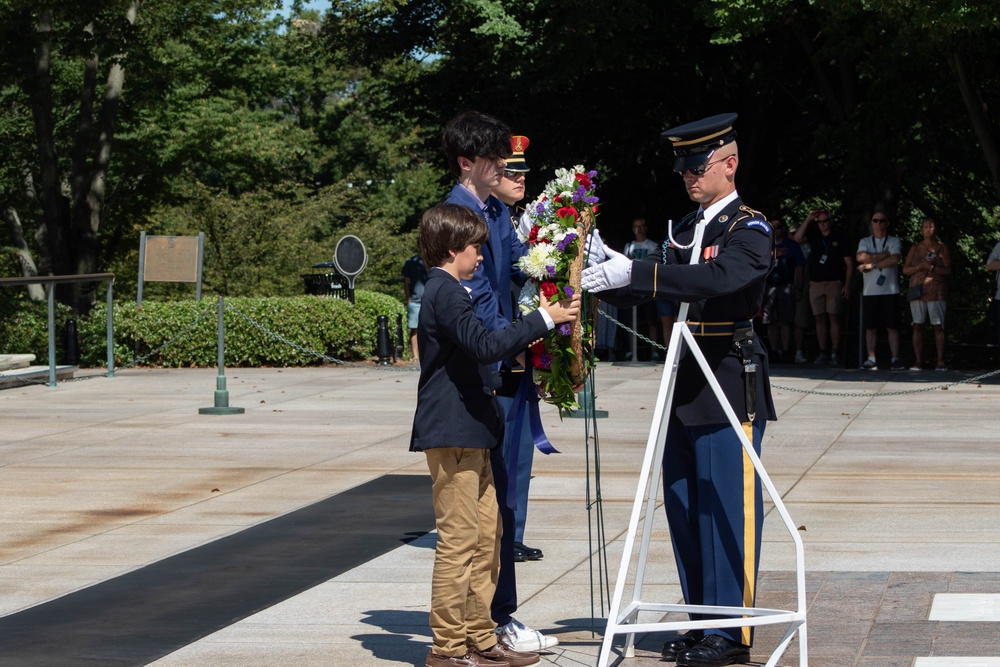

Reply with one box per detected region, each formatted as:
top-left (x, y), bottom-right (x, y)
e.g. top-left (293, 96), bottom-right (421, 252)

top-left (582, 113), bottom-right (775, 667)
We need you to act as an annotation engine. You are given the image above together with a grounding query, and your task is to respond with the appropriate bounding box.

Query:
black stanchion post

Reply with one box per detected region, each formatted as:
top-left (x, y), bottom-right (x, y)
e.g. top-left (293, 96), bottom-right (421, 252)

top-left (64, 318), bottom-right (79, 365)
top-left (394, 314), bottom-right (404, 361)
top-left (376, 315), bottom-right (393, 365)
top-left (200, 296), bottom-right (245, 415)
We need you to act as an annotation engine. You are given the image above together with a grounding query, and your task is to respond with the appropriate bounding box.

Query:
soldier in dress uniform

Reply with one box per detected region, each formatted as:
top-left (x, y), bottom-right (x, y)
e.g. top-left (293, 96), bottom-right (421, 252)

top-left (582, 113), bottom-right (775, 667)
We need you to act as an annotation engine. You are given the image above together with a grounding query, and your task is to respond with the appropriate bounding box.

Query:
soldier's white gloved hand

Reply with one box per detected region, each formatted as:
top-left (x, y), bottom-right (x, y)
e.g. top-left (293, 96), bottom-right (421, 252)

top-left (581, 246), bottom-right (631, 292)
top-left (584, 228), bottom-right (608, 267)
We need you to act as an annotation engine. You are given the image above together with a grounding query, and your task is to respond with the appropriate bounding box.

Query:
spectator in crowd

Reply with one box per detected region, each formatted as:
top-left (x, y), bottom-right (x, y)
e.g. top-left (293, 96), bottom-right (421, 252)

top-left (762, 218), bottom-right (805, 363)
top-left (793, 209), bottom-right (854, 366)
top-left (856, 210), bottom-right (903, 370)
top-left (624, 217), bottom-right (665, 360)
top-left (402, 253), bottom-right (428, 361)
top-left (902, 217), bottom-right (951, 370)
top-left (988, 241), bottom-right (1000, 353)
top-left (792, 242), bottom-right (812, 363)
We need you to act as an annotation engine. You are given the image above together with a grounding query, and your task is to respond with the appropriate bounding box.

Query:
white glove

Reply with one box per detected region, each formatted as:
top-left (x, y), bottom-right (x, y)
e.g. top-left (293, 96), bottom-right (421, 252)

top-left (584, 228), bottom-right (608, 267)
top-left (581, 246), bottom-right (632, 292)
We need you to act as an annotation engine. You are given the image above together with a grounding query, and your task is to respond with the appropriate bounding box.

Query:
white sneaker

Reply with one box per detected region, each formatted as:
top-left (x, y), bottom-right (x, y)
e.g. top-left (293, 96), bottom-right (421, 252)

top-left (495, 618), bottom-right (559, 652)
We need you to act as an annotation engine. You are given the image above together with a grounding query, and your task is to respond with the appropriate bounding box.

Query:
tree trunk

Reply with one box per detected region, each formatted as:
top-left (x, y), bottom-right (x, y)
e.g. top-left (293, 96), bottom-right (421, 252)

top-left (29, 7), bottom-right (68, 283)
top-left (950, 50), bottom-right (1000, 199)
top-left (28, 2), bottom-right (139, 314)
top-left (2, 208), bottom-right (45, 301)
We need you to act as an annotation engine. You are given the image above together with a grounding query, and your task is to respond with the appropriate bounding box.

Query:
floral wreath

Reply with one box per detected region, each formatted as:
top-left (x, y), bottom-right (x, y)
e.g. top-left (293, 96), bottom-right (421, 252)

top-left (517, 166), bottom-right (599, 415)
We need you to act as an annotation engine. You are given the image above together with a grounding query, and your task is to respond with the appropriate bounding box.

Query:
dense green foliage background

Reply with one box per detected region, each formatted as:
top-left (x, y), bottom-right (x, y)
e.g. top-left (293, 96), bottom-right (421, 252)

top-left (1, 0), bottom-right (998, 354)
top-left (0, 290), bottom-right (407, 365)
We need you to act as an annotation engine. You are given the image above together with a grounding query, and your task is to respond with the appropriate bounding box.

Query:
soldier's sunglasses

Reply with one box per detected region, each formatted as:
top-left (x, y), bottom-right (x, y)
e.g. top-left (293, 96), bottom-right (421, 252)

top-left (677, 156), bottom-right (729, 177)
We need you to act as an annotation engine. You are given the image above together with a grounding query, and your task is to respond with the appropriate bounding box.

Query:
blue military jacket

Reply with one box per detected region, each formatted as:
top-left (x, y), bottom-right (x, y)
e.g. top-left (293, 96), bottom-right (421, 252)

top-left (602, 196), bottom-right (776, 426)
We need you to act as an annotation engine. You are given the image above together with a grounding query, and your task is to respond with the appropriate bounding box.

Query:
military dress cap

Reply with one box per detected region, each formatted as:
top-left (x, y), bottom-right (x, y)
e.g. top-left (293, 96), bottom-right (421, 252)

top-left (506, 135), bottom-right (530, 171)
top-left (661, 113), bottom-right (738, 172)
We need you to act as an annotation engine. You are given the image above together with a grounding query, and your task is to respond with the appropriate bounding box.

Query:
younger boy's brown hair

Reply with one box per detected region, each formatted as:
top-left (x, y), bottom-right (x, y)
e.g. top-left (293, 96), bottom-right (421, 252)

top-left (418, 204), bottom-right (490, 268)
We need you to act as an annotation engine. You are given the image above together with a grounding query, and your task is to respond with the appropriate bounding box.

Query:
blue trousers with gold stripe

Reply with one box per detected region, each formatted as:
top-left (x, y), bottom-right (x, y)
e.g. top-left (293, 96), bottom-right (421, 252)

top-left (661, 416), bottom-right (765, 646)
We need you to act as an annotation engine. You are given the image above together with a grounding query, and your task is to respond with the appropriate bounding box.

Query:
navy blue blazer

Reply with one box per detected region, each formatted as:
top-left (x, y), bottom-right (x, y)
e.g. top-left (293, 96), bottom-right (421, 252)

top-left (409, 269), bottom-right (549, 452)
top-left (445, 184), bottom-right (529, 331)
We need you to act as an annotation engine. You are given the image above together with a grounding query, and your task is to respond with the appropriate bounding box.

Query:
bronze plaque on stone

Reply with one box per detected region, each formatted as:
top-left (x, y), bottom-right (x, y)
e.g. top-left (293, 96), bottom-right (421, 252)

top-left (143, 236), bottom-right (200, 283)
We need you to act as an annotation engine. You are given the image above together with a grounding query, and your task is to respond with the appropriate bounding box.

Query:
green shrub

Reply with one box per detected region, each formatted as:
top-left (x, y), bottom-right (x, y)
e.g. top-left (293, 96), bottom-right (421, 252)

top-left (75, 291), bottom-right (405, 368)
top-left (0, 295), bottom-right (75, 363)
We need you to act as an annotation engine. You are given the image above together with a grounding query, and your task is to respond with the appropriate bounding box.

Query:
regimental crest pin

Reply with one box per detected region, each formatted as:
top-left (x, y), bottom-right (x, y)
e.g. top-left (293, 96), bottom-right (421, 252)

top-left (718, 215), bottom-right (729, 223)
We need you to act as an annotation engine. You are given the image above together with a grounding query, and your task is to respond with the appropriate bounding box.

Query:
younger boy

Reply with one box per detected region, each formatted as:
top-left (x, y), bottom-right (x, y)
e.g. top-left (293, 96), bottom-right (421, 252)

top-left (410, 203), bottom-right (579, 667)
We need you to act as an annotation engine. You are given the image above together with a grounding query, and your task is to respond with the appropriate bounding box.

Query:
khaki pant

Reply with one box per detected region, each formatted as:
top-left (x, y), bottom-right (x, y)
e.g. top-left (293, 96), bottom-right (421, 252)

top-left (425, 447), bottom-right (502, 657)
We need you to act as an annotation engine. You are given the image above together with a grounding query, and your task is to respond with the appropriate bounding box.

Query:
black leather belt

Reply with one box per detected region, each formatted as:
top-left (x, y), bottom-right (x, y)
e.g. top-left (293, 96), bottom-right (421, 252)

top-left (687, 320), bottom-right (754, 336)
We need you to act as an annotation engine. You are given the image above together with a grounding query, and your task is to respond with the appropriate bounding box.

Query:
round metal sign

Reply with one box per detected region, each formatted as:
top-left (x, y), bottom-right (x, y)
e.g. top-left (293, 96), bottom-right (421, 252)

top-left (333, 235), bottom-right (368, 278)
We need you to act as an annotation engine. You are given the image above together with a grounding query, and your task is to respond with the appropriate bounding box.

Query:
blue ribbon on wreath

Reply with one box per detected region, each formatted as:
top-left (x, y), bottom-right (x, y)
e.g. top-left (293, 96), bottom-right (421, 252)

top-left (504, 370), bottom-right (559, 510)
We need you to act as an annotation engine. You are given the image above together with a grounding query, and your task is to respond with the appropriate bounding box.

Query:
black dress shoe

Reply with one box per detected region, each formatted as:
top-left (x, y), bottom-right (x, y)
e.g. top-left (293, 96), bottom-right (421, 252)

top-left (660, 633), bottom-right (700, 661)
top-left (512, 544), bottom-right (528, 562)
top-left (513, 542), bottom-right (543, 560)
top-left (677, 634), bottom-right (749, 667)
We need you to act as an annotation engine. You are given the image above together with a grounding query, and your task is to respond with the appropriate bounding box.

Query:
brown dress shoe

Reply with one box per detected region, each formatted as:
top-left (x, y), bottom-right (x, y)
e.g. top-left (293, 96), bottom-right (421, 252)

top-left (425, 649), bottom-right (509, 667)
top-left (474, 640), bottom-right (539, 666)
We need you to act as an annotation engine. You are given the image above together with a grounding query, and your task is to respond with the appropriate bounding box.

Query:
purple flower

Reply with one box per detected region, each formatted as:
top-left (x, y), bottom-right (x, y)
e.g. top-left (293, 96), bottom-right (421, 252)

top-left (563, 285), bottom-right (575, 298)
top-left (558, 323), bottom-right (572, 336)
top-left (556, 232), bottom-right (577, 251)
top-left (546, 264), bottom-right (556, 277)
top-left (584, 195), bottom-right (599, 204)
top-left (587, 170), bottom-right (597, 179)
top-left (536, 202), bottom-right (546, 216)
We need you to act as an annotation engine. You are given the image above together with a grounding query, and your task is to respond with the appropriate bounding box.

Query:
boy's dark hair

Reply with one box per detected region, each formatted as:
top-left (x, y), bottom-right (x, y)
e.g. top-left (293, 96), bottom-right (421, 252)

top-left (441, 111), bottom-right (512, 178)
top-left (419, 204), bottom-right (490, 268)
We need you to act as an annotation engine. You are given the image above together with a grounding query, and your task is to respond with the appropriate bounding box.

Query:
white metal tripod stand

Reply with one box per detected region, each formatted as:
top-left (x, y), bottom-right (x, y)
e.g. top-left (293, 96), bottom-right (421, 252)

top-left (597, 220), bottom-right (808, 667)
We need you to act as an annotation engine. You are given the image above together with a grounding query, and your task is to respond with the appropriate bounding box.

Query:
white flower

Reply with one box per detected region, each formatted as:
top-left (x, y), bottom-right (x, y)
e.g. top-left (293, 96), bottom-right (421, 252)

top-left (518, 243), bottom-right (559, 280)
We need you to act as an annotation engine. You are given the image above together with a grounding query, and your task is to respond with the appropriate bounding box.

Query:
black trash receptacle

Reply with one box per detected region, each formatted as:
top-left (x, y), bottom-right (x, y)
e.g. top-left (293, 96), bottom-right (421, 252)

top-left (302, 262), bottom-right (353, 300)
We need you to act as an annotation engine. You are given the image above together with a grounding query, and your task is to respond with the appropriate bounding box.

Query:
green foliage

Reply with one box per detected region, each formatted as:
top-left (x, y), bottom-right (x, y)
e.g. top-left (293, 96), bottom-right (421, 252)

top-left (0, 294), bottom-right (74, 362)
top-left (72, 291), bottom-right (405, 368)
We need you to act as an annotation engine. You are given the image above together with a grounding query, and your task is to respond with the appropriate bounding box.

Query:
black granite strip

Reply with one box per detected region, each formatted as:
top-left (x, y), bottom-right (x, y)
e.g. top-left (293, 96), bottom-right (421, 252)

top-left (0, 474), bottom-right (433, 666)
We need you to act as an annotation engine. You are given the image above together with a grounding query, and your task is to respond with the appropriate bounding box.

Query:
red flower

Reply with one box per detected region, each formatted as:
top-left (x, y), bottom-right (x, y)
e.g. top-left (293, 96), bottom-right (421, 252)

top-left (539, 281), bottom-right (559, 299)
top-left (557, 207), bottom-right (578, 222)
top-left (575, 172), bottom-right (592, 189)
top-left (530, 340), bottom-right (550, 369)
top-left (528, 224), bottom-right (541, 243)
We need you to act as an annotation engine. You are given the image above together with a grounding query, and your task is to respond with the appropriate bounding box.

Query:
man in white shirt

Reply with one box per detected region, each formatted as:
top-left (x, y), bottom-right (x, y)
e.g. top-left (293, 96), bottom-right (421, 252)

top-left (856, 211), bottom-right (903, 369)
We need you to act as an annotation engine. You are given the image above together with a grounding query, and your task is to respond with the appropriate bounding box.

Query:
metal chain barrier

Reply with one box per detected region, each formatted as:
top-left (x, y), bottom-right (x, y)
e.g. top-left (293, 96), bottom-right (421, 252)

top-left (596, 307), bottom-right (1000, 397)
top-left (7, 301), bottom-right (416, 388)
top-left (3, 303), bottom-right (219, 386)
top-left (225, 304), bottom-right (418, 373)
top-left (116, 303), bottom-right (218, 372)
